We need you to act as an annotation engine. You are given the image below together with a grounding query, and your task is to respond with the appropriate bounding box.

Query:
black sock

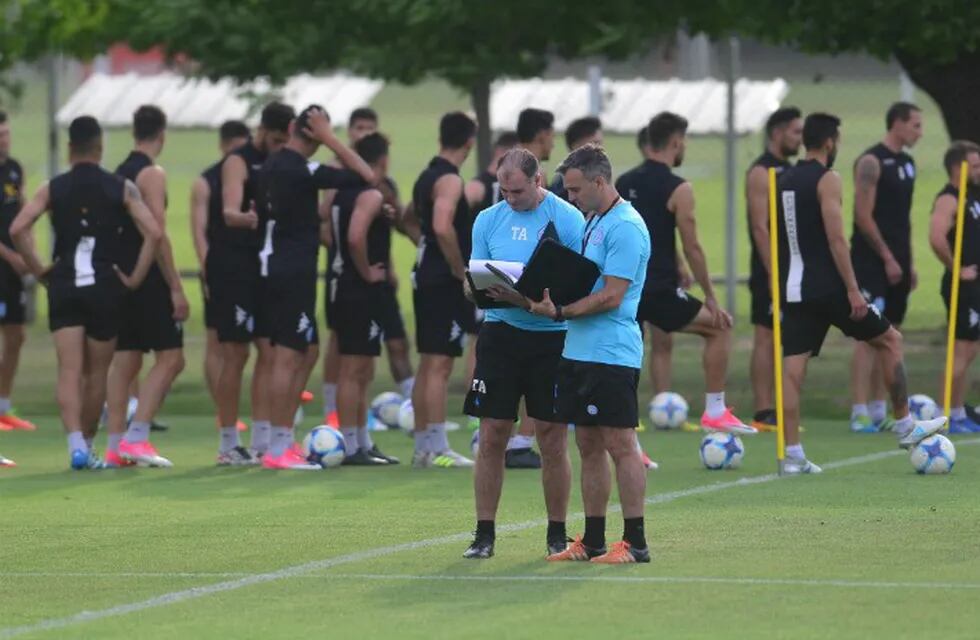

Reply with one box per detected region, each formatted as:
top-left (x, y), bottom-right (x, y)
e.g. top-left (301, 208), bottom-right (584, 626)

top-left (623, 517), bottom-right (646, 549)
top-left (583, 516), bottom-right (606, 549)
top-left (546, 520), bottom-right (566, 541)
top-left (476, 520), bottom-right (495, 539)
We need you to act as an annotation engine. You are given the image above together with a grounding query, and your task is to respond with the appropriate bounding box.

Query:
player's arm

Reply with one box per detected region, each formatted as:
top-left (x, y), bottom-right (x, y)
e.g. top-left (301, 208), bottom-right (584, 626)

top-left (319, 190), bottom-right (336, 249)
top-left (432, 175), bottom-right (466, 281)
top-left (464, 178), bottom-right (487, 210)
top-left (303, 108), bottom-right (376, 186)
top-left (118, 179), bottom-right (162, 291)
top-left (0, 167), bottom-right (27, 274)
top-left (746, 165), bottom-right (772, 276)
top-left (853, 154), bottom-right (902, 283)
top-left (139, 167), bottom-right (189, 320)
top-left (819, 171), bottom-right (867, 319)
top-left (672, 183), bottom-right (729, 326)
top-left (398, 200), bottom-right (422, 245)
top-left (190, 176), bottom-right (211, 299)
top-left (221, 154), bottom-right (259, 229)
top-left (10, 182), bottom-right (51, 281)
top-left (347, 189), bottom-right (387, 284)
top-left (928, 193), bottom-right (976, 281)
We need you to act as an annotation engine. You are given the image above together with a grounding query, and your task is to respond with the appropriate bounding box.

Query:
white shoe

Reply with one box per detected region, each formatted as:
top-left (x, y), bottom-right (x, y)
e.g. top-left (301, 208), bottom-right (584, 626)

top-left (898, 417), bottom-right (947, 450)
top-left (412, 450), bottom-right (433, 469)
top-left (781, 456), bottom-right (823, 475)
top-left (431, 449), bottom-right (474, 468)
top-left (445, 421), bottom-right (461, 432)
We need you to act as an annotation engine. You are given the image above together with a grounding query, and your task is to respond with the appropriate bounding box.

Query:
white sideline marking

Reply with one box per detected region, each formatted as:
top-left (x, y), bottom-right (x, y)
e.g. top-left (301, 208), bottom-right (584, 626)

top-left (2, 439), bottom-right (976, 639)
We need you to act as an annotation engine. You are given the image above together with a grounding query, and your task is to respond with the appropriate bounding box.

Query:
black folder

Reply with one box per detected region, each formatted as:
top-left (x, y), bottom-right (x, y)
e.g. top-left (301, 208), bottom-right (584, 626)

top-left (515, 238), bottom-right (600, 305)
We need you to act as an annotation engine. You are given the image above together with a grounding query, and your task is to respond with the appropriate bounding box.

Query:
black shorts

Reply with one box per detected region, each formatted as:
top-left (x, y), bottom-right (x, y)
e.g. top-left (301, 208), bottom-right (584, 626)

top-left (0, 261), bottom-right (25, 325)
top-left (267, 270), bottom-right (319, 352)
top-left (48, 278), bottom-right (123, 341)
top-left (462, 322), bottom-right (565, 422)
top-left (413, 280), bottom-right (474, 357)
top-left (853, 252), bottom-right (912, 325)
top-left (117, 271), bottom-right (183, 352)
top-left (555, 357), bottom-right (639, 428)
top-left (942, 280), bottom-right (980, 342)
top-left (750, 284), bottom-right (773, 329)
top-left (324, 274), bottom-right (337, 331)
top-left (334, 283), bottom-right (384, 356)
top-left (637, 288), bottom-right (703, 333)
top-left (782, 292), bottom-right (892, 357)
top-left (207, 249), bottom-right (263, 343)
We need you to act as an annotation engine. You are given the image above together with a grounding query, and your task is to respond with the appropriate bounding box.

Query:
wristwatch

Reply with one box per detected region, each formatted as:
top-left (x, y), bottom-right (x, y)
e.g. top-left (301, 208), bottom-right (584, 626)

top-left (553, 304), bottom-right (564, 322)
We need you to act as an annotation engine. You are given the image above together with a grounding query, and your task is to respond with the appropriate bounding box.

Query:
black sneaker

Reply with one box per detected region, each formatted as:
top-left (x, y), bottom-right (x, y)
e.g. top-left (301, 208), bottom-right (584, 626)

top-left (150, 420), bottom-right (169, 432)
top-left (368, 444), bottom-right (400, 465)
top-left (342, 448), bottom-right (389, 466)
top-left (505, 448), bottom-right (542, 469)
top-left (966, 405), bottom-right (980, 424)
top-left (463, 534), bottom-right (495, 559)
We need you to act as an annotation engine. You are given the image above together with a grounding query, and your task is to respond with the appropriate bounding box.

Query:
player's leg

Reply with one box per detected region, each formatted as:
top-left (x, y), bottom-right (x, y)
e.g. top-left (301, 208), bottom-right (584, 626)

top-left (869, 353), bottom-right (889, 427)
top-left (53, 326), bottom-right (89, 466)
top-left (948, 340), bottom-right (980, 432)
top-left (464, 416), bottom-right (511, 558)
top-left (849, 341), bottom-right (877, 432)
top-left (80, 334), bottom-right (116, 449)
top-left (649, 325), bottom-right (673, 394)
top-left (0, 323), bottom-right (31, 430)
top-left (750, 324), bottom-right (776, 430)
top-left (204, 328), bottom-right (222, 406)
top-left (506, 404), bottom-right (541, 469)
top-left (250, 337), bottom-right (274, 454)
top-left (778, 302), bottom-right (826, 474)
top-left (105, 350), bottom-right (142, 463)
top-left (548, 425), bottom-right (610, 561)
top-left (416, 353), bottom-right (457, 458)
top-left (338, 353), bottom-right (383, 463)
top-left (215, 341), bottom-right (250, 456)
top-left (321, 331), bottom-right (340, 422)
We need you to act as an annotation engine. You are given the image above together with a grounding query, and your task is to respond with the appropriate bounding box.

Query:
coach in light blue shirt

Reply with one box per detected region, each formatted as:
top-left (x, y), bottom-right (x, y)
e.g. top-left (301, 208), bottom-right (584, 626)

top-left (461, 148), bottom-right (584, 561)
top-left (528, 143), bottom-right (652, 563)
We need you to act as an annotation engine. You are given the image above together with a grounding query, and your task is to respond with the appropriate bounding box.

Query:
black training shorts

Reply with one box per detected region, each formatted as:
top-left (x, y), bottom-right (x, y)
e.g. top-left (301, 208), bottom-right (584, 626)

top-left (48, 277), bottom-right (123, 341)
top-left (555, 357), bottom-right (640, 428)
top-left (117, 270), bottom-right (183, 352)
top-left (0, 261), bottom-right (26, 325)
top-left (782, 292), bottom-right (891, 357)
top-left (413, 280), bottom-right (474, 357)
top-left (942, 279), bottom-right (980, 342)
top-left (637, 288), bottom-right (703, 333)
top-left (266, 270), bottom-right (319, 352)
top-left (853, 252), bottom-right (912, 326)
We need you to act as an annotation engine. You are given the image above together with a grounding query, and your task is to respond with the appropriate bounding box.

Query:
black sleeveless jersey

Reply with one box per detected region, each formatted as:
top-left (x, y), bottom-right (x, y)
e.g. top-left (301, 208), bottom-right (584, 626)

top-left (547, 172), bottom-right (570, 203)
top-left (115, 151), bottom-right (162, 274)
top-left (217, 142), bottom-right (267, 250)
top-left (747, 150), bottom-right (792, 292)
top-left (0, 158), bottom-right (23, 248)
top-left (473, 169), bottom-right (500, 214)
top-left (937, 183), bottom-right (980, 291)
top-left (201, 160), bottom-right (223, 245)
top-left (332, 185), bottom-right (391, 287)
top-left (850, 143), bottom-right (916, 265)
top-left (615, 159), bottom-right (685, 293)
top-left (777, 159), bottom-right (843, 302)
top-left (49, 162), bottom-right (127, 287)
top-left (411, 156), bottom-right (471, 286)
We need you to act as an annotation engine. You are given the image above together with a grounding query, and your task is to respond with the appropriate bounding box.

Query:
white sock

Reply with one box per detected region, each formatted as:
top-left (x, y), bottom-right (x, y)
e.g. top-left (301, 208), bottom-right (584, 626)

top-left (356, 426), bottom-right (374, 452)
top-left (322, 383), bottom-right (338, 415)
top-left (341, 427), bottom-right (359, 454)
top-left (67, 431), bottom-right (87, 454)
top-left (869, 400), bottom-right (887, 422)
top-left (951, 406), bottom-right (967, 420)
top-left (0, 397), bottom-right (11, 415)
top-left (220, 426), bottom-right (240, 453)
top-left (126, 396), bottom-right (139, 422)
top-left (398, 377), bottom-right (415, 398)
top-left (634, 432), bottom-right (643, 454)
top-left (428, 423), bottom-right (450, 454)
top-left (851, 404), bottom-right (869, 419)
top-left (108, 433), bottom-right (123, 452)
top-left (705, 392), bottom-right (726, 418)
top-left (786, 443), bottom-right (805, 459)
top-left (414, 428), bottom-right (430, 453)
top-left (124, 421), bottom-right (150, 444)
top-left (251, 420), bottom-right (271, 453)
top-left (506, 434), bottom-right (534, 451)
top-left (270, 426), bottom-right (292, 457)
top-left (893, 414), bottom-right (914, 435)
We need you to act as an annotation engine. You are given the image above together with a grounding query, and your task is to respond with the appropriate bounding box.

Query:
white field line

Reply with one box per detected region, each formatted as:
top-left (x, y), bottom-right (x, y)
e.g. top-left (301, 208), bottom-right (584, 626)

top-left (2, 438), bottom-right (976, 639)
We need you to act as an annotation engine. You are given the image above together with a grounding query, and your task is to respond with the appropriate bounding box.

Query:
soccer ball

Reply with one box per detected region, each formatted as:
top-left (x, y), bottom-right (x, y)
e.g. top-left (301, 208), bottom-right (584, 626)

top-left (909, 434), bottom-right (955, 474)
top-left (471, 430), bottom-right (480, 456)
top-left (699, 433), bottom-right (744, 470)
top-left (909, 394), bottom-right (938, 421)
top-left (397, 399), bottom-right (415, 431)
top-left (371, 392), bottom-right (404, 428)
top-left (649, 392), bottom-right (689, 430)
top-left (302, 425), bottom-right (346, 468)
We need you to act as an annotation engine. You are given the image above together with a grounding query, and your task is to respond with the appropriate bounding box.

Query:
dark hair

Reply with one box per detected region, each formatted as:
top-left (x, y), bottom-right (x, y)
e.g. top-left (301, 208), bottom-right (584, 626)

top-left (439, 111), bottom-right (476, 149)
top-left (69, 116), bottom-right (102, 153)
top-left (219, 120), bottom-right (250, 143)
top-left (647, 112), bottom-right (688, 151)
top-left (886, 102), bottom-right (921, 130)
top-left (556, 143), bottom-right (612, 182)
top-left (765, 106), bottom-right (802, 139)
top-left (133, 105), bottom-right (166, 141)
top-left (260, 101), bottom-right (295, 133)
top-left (354, 132), bottom-right (389, 165)
top-left (349, 107), bottom-right (378, 128)
top-left (517, 108), bottom-right (554, 144)
top-left (802, 112), bottom-right (841, 150)
top-left (636, 126), bottom-right (649, 150)
top-left (494, 131), bottom-right (519, 149)
top-left (497, 147), bottom-right (539, 179)
top-left (565, 116), bottom-right (601, 150)
top-left (0, 111), bottom-right (7, 125)
top-left (943, 140), bottom-right (980, 175)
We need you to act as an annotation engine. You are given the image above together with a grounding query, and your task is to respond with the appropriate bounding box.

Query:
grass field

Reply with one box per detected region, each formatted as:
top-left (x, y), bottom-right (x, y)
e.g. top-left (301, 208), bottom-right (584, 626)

top-left (2, 74), bottom-right (979, 638)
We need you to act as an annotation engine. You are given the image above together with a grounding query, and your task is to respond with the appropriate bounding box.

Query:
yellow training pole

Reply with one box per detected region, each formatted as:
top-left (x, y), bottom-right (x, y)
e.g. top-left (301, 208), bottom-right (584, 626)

top-left (943, 161), bottom-right (969, 416)
top-left (768, 168), bottom-right (786, 466)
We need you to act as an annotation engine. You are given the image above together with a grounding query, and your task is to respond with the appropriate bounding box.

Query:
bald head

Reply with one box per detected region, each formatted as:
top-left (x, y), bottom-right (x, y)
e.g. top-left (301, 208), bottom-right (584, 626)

top-left (496, 148), bottom-right (542, 212)
top-left (497, 147), bottom-right (539, 181)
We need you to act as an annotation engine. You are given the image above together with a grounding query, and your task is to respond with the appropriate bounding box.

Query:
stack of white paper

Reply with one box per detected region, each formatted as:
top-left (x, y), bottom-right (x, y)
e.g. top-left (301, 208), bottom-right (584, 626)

top-left (467, 260), bottom-right (525, 289)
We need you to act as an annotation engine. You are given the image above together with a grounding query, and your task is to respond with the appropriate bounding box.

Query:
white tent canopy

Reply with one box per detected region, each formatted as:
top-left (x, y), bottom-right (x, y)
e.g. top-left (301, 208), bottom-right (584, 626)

top-left (55, 72), bottom-right (384, 128)
top-left (490, 77), bottom-right (789, 135)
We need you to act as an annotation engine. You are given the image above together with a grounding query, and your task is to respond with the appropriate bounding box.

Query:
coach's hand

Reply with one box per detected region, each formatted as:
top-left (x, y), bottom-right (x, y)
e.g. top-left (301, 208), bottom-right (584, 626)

top-left (961, 265), bottom-right (979, 282)
top-left (527, 288), bottom-right (557, 319)
top-left (171, 288), bottom-right (190, 321)
top-left (884, 256), bottom-right (903, 286)
top-left (487, 284), bottom-right (528, 309)
top-left (847, 288), bottom-right (869, 320)
top-left (704, 295), bottom-right (733, 329)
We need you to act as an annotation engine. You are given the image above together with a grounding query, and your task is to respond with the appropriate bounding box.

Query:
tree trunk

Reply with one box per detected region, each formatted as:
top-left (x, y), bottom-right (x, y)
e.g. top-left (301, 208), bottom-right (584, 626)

top-left (896, 49), bottom-right (980, 144)
top-left (470, 77), bottom-right (492, 170)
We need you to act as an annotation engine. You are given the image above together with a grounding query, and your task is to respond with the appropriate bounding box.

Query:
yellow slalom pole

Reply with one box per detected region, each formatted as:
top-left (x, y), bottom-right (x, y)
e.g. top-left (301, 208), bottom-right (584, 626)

top-left (943, 161), bottom-right (969, 416)
top-left (768, 168), bottom-right (786, 467)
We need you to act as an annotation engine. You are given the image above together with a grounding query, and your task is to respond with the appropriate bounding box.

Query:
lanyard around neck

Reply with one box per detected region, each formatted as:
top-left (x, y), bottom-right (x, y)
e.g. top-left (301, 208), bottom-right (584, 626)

top-left (581, 198), bottom-right (621, 254)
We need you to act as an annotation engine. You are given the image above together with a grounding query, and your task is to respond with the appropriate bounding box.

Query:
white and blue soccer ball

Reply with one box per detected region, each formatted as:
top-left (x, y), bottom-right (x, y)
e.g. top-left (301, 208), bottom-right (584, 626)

top-left (397, 399), bottom-right (415, 431)
top-left (699, 433), bottom-right (744, 470)
top-left (909, 394), bottom-right (939, 421)
top-left (909, 434), bottom-right (955, 474)
top-left (303, 425), bottom-right (346, 468)
top-left (371, 392), bottom-right (404, 429)
top-left (649, 392), bottom-right (689, 430)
